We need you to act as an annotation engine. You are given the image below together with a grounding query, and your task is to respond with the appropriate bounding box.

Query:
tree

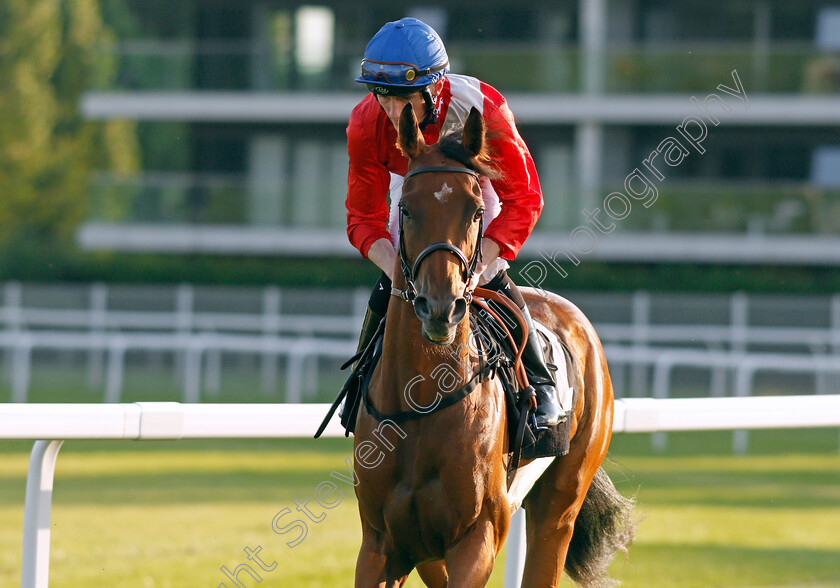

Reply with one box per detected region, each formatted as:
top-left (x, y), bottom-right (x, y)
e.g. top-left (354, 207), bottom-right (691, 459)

top-left (0, 0), bottom-right (138, 244)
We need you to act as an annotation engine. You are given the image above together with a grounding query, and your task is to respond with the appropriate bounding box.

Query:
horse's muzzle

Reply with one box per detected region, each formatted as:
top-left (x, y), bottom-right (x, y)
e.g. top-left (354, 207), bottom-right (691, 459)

top-left (414, 294), bottom-right (467, 344)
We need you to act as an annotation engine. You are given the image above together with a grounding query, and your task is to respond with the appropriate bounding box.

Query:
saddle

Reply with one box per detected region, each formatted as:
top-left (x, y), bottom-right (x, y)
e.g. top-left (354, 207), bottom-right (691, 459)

top-left (314, 293), bottom-right (578, 470)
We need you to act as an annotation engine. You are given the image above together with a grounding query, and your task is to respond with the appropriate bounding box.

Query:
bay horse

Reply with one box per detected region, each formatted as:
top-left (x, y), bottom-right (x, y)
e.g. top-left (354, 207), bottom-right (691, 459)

top-left (351, 104), bottom-right (635, 587)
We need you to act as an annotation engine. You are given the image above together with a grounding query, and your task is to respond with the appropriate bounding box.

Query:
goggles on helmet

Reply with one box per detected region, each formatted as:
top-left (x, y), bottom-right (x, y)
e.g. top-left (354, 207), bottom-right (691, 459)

top-left (359, 59), bottom-right (448, 86)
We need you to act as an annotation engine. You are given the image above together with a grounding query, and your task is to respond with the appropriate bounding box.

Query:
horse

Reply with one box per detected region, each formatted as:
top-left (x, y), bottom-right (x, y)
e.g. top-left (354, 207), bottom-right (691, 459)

top-left (351, 103), bottom-right (635, 587)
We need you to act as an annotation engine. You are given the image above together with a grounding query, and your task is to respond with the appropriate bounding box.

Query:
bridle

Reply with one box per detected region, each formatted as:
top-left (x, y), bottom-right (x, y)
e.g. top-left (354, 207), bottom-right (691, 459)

top-left (370, 164), bottom-right (538, 469)
top-left (392, 165), bottom-right (484, 304)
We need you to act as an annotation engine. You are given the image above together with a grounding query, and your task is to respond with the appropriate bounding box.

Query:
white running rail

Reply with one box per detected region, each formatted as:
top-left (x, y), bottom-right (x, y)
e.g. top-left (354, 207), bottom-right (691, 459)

top-left (3, 395), bottom-right (840, 588)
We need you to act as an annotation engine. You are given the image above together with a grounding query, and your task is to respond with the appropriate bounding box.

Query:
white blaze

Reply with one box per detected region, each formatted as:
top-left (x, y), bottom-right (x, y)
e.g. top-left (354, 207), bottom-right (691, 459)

top-left (434, 182), bottom-right (453, 202)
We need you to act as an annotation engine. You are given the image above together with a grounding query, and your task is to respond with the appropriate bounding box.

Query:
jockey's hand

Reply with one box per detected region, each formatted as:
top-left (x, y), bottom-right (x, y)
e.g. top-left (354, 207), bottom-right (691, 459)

top-left (467, 238), bottom-right (501, 293)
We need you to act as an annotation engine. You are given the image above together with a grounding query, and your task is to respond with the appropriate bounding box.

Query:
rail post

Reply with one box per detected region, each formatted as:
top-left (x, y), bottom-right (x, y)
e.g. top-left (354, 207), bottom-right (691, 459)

top-left (21, 440), bottom-right (63, 588)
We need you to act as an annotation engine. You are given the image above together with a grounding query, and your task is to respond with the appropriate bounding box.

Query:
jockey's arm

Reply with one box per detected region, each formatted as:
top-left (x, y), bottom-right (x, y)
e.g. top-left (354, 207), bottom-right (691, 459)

top-left (468, 237), bottom-right (501, 290)
top-left (367, 237), bottom-right (397, 281)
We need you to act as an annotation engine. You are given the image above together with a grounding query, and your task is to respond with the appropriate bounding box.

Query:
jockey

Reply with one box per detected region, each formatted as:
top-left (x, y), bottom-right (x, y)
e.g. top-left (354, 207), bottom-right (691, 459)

top-left (345, 17), bottom-right (564, 428)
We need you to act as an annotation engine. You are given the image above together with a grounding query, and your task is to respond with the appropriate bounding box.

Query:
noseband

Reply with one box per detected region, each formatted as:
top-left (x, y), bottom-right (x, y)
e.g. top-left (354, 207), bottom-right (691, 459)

top-left (394, 165), bottom-right (484, 304)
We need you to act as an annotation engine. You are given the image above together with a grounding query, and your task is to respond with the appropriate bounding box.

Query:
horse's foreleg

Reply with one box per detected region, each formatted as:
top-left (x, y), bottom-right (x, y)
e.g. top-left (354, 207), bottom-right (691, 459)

top-left (443, 517), bottom-right (503, 588)
top-left (416, 561), bottom-right (447, 587)
top-left (355, 523), bottom-right (411, 588)
top-left (355, 550), bottom-right (411, 588)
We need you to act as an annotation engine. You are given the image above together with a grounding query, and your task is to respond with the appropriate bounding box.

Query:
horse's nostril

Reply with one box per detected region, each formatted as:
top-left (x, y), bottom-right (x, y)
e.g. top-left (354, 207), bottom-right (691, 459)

top-left (452, 297), bottom-right (467, 322)
top-left (414, 295), bottom-right (431, 319)
top-left (415, 294), bottom-right (466, 325)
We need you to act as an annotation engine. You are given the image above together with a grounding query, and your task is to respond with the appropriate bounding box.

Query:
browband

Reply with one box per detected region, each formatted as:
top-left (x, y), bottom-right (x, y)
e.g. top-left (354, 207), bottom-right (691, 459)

top-left (404, 165), bottom-right (479, 181)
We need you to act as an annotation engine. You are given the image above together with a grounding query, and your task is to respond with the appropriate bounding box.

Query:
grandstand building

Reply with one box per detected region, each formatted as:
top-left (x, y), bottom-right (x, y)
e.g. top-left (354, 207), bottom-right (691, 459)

top-left (80, 0), bottom-right (840, 264)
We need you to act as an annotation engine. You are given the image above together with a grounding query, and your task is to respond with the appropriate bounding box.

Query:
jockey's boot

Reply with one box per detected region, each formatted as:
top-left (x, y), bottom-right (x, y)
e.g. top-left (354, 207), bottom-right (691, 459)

top-left (339, 306), bottom-right (383, 421)
top-left (353, 306), bottom-right (384, 366)
top-left (520, 304), bottom-right (564, 429)
top-left (355, 272), bottom-right (391, 363)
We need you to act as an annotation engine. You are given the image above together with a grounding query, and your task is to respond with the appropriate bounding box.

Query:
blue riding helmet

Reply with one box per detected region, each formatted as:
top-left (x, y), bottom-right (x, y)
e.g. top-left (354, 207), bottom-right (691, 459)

top-left (356, 18), bottom-right (449, 129)
top-left (356, 17), bottom-right (449, 90)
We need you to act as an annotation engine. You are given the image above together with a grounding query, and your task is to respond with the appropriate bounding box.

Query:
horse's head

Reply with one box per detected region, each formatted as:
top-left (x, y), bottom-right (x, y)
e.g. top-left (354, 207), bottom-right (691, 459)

top-left (395, 103), bottom-right (495, 345)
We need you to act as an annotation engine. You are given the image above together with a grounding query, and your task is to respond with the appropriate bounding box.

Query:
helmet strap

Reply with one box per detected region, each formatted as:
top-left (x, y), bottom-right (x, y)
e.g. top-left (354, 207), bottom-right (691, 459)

top-left (418, 87), bottom-right (438, 131)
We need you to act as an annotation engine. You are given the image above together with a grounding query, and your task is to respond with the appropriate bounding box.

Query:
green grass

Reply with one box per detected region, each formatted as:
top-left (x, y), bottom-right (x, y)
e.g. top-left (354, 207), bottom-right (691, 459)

top-left (1, 429), bottom-right (839, 587)
top-left (605, 431), bottom-right (840, 587)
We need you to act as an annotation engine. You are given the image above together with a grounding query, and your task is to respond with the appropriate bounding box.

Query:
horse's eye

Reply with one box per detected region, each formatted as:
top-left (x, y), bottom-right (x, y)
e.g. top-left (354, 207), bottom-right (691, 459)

top-left (400, 206), bottom-right (411, 220)
top-left (473, 208), bottom-right (484, 222)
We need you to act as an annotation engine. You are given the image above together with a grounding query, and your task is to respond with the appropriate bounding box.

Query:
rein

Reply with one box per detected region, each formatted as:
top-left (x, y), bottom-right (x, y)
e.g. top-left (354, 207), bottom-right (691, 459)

top-left (392, 165), bottom-right (483, 304)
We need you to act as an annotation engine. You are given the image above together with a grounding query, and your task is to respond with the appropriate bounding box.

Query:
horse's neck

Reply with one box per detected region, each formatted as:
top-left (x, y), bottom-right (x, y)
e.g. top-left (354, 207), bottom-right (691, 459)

top-left (377, 301), bottom-right (472, 415)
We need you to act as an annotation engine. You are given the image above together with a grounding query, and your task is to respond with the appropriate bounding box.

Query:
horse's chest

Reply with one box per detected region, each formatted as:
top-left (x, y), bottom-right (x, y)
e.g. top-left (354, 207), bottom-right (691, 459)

top-left (354, 387), bottom-right (507, 555)
top-left (376, 469), bottom-right (485, 556)
top-left (403, 468), bottom-right (481, 515)
top-left (376, 447), bottom-right (496, 539)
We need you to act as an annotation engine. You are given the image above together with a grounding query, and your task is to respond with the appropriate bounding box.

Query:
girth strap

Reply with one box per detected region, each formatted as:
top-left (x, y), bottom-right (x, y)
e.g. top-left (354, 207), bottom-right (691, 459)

top-left (363, 362), bottom-right (493, 424)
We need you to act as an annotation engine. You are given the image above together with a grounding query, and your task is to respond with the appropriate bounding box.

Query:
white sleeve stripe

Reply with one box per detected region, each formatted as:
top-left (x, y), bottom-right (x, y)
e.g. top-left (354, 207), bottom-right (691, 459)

top-left (442, 74), bottom-right (484, 136)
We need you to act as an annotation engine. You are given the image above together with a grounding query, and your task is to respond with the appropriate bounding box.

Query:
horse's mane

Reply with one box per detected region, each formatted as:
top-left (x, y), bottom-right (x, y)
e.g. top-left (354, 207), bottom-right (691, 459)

top-left (437, 126), bottom-right (503, 181)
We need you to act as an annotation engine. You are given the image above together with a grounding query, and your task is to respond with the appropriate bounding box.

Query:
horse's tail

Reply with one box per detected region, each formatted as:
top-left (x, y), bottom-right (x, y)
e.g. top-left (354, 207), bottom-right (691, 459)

top-left (565, 466), bottom-right (637, 588)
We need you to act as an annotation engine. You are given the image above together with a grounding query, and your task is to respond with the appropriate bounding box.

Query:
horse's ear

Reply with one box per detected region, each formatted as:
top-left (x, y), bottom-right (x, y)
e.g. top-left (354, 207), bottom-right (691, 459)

top-left (463, 107), bottom-right (485, 158)
top-left (398, 103), bottom-right (425, 159)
